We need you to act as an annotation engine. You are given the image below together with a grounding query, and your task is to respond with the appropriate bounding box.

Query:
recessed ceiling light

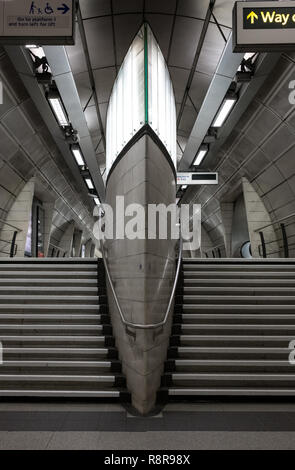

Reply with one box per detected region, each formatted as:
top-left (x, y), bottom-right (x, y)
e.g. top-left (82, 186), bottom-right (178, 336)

top-left (193, 145), bottom-right (209, 166)
top-left (47, 89), bottom-right (69, 127)
top-left (212, 96), bottom-right (237, 128)
top-left (71, 146), bottom-right (84, 166)
top-left (85, 178), bottom-right (94, 190)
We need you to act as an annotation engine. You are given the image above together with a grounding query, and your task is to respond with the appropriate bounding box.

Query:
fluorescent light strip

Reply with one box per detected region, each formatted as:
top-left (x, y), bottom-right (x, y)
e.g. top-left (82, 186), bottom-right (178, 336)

top-left (243, 52), bottom-right (255, 61)
top-left (48, 97), bottom-right (68, 126)
top-left (94, 197), bottom-right (100, 205)
top-left (181, 185), bottom-right (188, 190)
top-left (85, 178), bottom-right (94, 190)
top-left (212, 98), bottom-right (236, 128)
top-left (193, 149), bottom-right (208, 166)
top-left (72, 148), bottom-right (84, 166)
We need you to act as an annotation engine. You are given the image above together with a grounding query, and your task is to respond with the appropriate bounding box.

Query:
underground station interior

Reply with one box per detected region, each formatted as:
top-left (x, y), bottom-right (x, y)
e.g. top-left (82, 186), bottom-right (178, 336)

top-left (0, 0), bottom-right (295, 456)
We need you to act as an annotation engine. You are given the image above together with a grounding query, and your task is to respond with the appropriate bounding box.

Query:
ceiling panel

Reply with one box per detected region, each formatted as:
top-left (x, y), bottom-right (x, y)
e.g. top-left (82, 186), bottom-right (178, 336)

top-left (169, 66), bottom-right (190, 104)
top-left (178, 105), bottom-right (197, 136)
top-left (196, 23), bottom-right (229, 76)
top-left (145, 13), bottom-right (173, 59)
top-left (114, 14), bottom-right (143, 65)
top-left (261, 124), bottom-right (295, 161)
top-left (113, 0), bottom-right (143, 14)
top-left (71, 71), bottom-right (93, 109)
top-left (80, 0), bottom-right (111, 19)
top-left (94, 67), bottom-right (116, 104)
top-left (84, 105), bottom-right (100, 135)
top-left (168, 16), bottom-right (203, 69)
top-left (84, 16), bottom-right (115, 69)
top-left (177, 0), bottom-right (209, 19)
top-left (66, 28), bottom-right (88, 75)
top-left (189, 71), bottom-right (212, 112)
top-left (99, 102), bottom-right (108, 131)
top-left (213, 0), bottom-right (236, 28)
top-left (145, 0), bottom-right (176, 14)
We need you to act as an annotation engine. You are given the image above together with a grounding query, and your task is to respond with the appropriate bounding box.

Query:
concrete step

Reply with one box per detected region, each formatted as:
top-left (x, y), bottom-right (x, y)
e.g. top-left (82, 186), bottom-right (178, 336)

top-left (0, 286), bottom-right (99, 295)
top-left (179, 324), bottom-right (295, 333)
top-left (182, 258), bottom-right (295, 264)
top-left (170, 373), bottom-right (295, 385)
top-left (0, 324), bottom-right (107, 335)
top-left (183, 271), bottom-right (295, 279)
top-left (0, 271), bottom-right (98, 279)
top-left (183, 295), bottom-right (295, 305)
top-left (0, 258), bottom-right (98, 263)
top-left (0, 305), bottom-right (102, 313)
top-left (0, 314), bottom-right (104, 322)
top-left (183, 305), bottom-right (295, 313)
top-left (183, 264), bottom-right (295, 271)
top-left (180, 313), bottom-right (295, 324)
top-left (0, 264), bottom-right (97, 271)
top-left (0, 360), bottom-right (112, 368)
top-left (0, 374), bottom-right (116, 382)
top-left (0, 335), bottom-right (109, 347)
top-left (0, 279), bottom-right (98, 287)
top-left (2, 347), bottom-right (115, 360)
top-left (0, 390), bottom-right (121, 397)
top-left (167, 388), bottom-right (295, 396)
top-left (0, 296), bottom-right (100, 305)
top-left (173, 346), bottom-right (291, 360)
top-left (174, 335), bottom-right (295, 347)
top-left (0, 360), bottom-right (118, 375)
top-left (184, 278), bottom-right (295, 287)
top-left (184, 286), bottom-right (295, 295)
top-left (172, 359), bottom-right (294, 373)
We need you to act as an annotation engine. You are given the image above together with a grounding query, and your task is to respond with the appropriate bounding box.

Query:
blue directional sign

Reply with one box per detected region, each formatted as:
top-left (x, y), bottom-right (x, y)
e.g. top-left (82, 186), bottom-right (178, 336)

top-left (0, 0), bottom-right (75, 45)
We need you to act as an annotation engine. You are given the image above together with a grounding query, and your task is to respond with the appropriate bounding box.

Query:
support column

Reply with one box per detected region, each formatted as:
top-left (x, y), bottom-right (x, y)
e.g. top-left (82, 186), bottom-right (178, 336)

top-left (0, 179), bottom-right (35, 257)
top-left (72, 230), bottom-right (83, 257)
top-left (200, 225), bottom-right (214, 258)
top-left (220, 202), bottom-right (234, 258)
top-left (242, 177), bottom-right (279, 258)
top-left (90, 243), bottom-right (95, 258)
top-left (84, 239), bottom-right (92, 257)
top-left (43, 202), bottom-right (55, 257)
top-left (58, 220), bottom-right (75, 257)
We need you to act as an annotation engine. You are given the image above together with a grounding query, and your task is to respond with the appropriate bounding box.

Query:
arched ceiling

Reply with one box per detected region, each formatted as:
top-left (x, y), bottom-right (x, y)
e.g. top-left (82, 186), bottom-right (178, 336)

top-left (65, 0), bottom-right (235, 174)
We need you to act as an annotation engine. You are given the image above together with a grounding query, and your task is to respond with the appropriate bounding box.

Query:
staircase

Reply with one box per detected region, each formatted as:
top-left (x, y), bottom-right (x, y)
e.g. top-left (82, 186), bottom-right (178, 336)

top-left (161, 258), bottom-right (295, 398)
top-left (0, 258), bottom-right (129, 400)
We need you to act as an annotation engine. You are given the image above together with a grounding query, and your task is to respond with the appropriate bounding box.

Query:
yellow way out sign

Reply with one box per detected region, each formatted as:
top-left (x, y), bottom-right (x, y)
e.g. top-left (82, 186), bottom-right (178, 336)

top-left (244, 8), bottom-right (295, 28)
top-left (233, 1), bottom-right (295, 52)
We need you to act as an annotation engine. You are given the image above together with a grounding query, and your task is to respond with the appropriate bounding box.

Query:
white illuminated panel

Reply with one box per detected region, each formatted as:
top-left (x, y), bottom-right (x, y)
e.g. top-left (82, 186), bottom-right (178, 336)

top-left (106, 24), bottom-right (176, 176)
top-left (147, 27), bottom-right (177, 167)
top-left (106, 26), bottom-right (145, 175)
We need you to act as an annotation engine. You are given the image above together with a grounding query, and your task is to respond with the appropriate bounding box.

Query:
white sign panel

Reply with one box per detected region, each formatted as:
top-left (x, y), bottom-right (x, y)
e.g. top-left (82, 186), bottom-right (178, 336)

top-left (177, 172), bottom-right (218, 185)
top-left (0, 0), bottom-right (74, 45)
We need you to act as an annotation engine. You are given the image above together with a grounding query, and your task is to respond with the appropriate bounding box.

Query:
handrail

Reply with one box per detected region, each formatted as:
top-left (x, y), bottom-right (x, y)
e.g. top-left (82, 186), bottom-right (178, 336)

top-left (49, 242), bottom-right (67, 253)
top-left (101, 238), bottom-right (183, 331)
top-left (254, 213), bottom-right (295, 232)
top-left (208, 242), bottom-right (225, 250)
top-left (0, 218), bottom-right (22, 232)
